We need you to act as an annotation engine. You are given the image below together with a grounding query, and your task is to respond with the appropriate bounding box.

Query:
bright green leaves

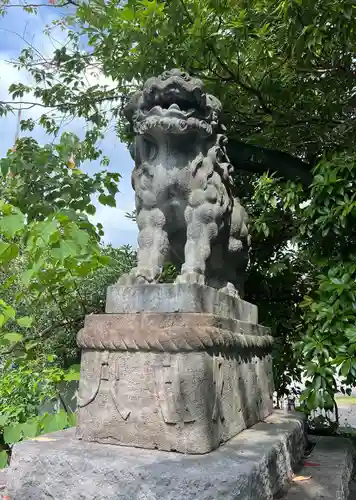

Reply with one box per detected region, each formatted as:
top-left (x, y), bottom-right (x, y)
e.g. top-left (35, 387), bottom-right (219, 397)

top-left (63, 364), bottom-right (81, 381)
top-left (0, 299), bottom-right (25, 349)
top-left (1, 136), bottom-right (120, 224)
top-left (0, 202), bottom-right (25, 266)
top-left (16, 316), bottom-right (33, 328)
top-left (0, 356), bottom-right (79, 470)
top-left (0, 409), bottom-right (77, 468)
top-left (21, 421), bottom-right (41, 439)
top-left (0, 451), bottom-right (8, 469)
top-left (98, 193), bottom-right (116, 207)
top-left (0, 130), bottom-right (123, 467)
top-left (52, 240), bottom-right (79, 262)
top-left (0, 212), bottom-right (25, 239)
top-left (298, 365), bottom-right (337, 411)
top-left (1, 410), bottom-right (75, 445)
top-left (0, 300), bottom-right (16, 323)
top-left (0, 135), bottom-right (119, 321)
top-left (254, 152), bottom-right (356, 414)
top-left (3, 423), bottom-right (23, 445)
top-left (0, 241), bottom-right (18, 264)
top-left (30, 218), bottom-right (58, 247)
top-left (1, 332), bottom-right (23, 344)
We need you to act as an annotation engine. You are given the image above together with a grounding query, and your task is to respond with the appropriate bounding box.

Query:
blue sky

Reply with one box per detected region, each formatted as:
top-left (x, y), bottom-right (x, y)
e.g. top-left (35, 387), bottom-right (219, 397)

top-left (0, 5), bottom-right (138, 248)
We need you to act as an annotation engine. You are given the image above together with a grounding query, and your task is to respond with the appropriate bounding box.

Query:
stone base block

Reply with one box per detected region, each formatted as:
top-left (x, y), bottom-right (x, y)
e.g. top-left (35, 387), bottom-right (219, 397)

top-left (76, 313), bottom-right (274, 454)
top-left (4, 412), bottom-right (306, 500)
top-left (106, 283), bottom-right (258, 323)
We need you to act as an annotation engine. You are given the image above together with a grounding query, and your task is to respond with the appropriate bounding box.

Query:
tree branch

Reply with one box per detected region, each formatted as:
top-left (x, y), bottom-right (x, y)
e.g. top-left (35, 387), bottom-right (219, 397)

top-left (227, 138), bottom-right (313, 187)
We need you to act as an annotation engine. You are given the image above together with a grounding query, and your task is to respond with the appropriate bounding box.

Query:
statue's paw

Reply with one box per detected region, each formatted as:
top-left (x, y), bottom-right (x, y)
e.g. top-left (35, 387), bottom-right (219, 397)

top-left (117, 267), bottom-right (160, 285)
top-left (219, 282), bottom-right (240, 298)
top-left (134, 266), bottom-right (161, 283)
top-left (175, 271), bottom-right (206, 286)
top-left (117, 270), bottom-right (137, 285)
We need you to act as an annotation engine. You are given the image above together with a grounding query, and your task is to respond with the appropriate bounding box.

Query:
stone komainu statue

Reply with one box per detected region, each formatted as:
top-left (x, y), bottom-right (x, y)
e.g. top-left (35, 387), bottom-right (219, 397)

top-left (119, 69), bottom-right (250, 297)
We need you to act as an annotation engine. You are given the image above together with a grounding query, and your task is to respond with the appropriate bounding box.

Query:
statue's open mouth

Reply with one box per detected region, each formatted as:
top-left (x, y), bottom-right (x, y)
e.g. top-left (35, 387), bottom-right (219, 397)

top-left (146, 103), bottom-right (197, 119)
top-left (126, 70), bottom-right (220, 136)
top-left (137, 88), bottom-right (214, 135)
top-left (143, 86), bottom-right (206, 120)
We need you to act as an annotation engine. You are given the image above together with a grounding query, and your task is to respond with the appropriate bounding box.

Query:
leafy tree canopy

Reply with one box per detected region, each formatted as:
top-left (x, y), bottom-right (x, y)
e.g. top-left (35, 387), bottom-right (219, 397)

top-left (0, 0), bottom-right (355, 421)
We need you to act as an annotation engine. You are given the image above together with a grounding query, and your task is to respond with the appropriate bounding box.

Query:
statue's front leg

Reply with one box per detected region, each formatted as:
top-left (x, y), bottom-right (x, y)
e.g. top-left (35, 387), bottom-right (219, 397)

top-left (176, 202), bottom-right (217, 286)
top-left (118, 207), bottom-right (169, 284)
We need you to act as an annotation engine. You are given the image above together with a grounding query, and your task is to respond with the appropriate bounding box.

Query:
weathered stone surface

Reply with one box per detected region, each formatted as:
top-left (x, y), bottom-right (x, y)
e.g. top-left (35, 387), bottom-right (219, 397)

top-left (116, 69), bottom-right (250, 297)
top-left (77, 312), bottom-right (271, 352)
top-left (284, 436), bottom-right (355, 500)
top-left (106, 283), bottom-right (258, 323)
top-left (76, 346), bottom-right (274, 453)
top-left (5, 412), bottom-right (306, 500)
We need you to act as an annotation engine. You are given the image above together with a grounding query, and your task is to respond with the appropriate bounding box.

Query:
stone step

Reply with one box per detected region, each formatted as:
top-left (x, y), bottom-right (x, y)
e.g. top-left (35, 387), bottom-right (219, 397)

top-left (282, 436), bottom-right (355, 500)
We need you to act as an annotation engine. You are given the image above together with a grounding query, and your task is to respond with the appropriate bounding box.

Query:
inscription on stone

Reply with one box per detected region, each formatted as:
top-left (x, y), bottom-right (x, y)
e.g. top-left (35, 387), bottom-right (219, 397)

top-left (212, 357), bottom-right (224, 422)
top-left (78, 351), bottom-right (109, 409)
top-left (154, 356), bottom-right (195, 426)
top-left (78, 352), bottom-right (130, 420)
top-left (109, 357), bottom-right (131, 421)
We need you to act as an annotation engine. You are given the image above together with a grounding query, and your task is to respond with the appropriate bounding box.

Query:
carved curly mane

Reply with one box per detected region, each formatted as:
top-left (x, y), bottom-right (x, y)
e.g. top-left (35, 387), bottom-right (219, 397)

top-left (192, 134), bottom-right (234, 191)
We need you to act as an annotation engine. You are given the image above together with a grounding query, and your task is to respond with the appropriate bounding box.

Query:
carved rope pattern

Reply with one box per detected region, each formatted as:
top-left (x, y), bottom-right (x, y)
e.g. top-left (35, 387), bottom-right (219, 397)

top-left (77, 326), bottom-right (273, 352)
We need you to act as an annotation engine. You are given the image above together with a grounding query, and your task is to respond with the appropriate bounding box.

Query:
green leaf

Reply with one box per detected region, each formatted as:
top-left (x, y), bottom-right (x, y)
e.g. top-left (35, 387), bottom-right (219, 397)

top-left (2, 332), bottom-right (23, 343)
top-left (0, 450), bottom-right (8, 469)
top-left (25, 340), bottom-right (39, 351)
top-left (44, 411), bottom-right (68, 433)
top-left (40, 413), bottom-right (54, 433)
top-left (270, 196), bottom-right (277, 208)
top-left (1, 303), bottom-right (16, 320)
top-left (55, 410), bottom-right (68, 430)
top-left (16, 316), bottom-right (33, 328)
top-left (340, 359), bottom-right (351, 377)
top-left (0, 414), bottom-right (9, 427)
top-left (0, 213), bottom-right (25, 238)
top-left (64, 364), bottom-right (81, 381)
top-left (4, 423), bottom-right (23, 444)
top-left (52, 239), bottom-right (79, 261)
top-left (36, 218), bottom-right (58, 246)
top-left (0, 240), bottom-right (18, 264)
top-left (67, 412), bottom-right (77, 427)
top-left (22, 421), bottom-right (40, 439)
top-left (72, 229), bottom-right (89, 248)
top-left (86, 204), bottom-right (96, 215)
top-left (98, 193), bottom-right (116, 207)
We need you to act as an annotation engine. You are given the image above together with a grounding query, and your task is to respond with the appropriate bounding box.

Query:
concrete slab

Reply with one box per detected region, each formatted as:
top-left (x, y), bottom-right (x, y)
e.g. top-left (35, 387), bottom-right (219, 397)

top-left (283, 436), bottom-right (355, 500)
top-left (4, 412), bottom-right (306, 500)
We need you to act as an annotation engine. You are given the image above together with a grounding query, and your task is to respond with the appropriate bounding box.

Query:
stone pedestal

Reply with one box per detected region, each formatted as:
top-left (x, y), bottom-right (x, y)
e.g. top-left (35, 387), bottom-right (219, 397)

top-left (4, 413), bottom-right (307, 500)
top-left (76, 284), bottom-right (274, 454)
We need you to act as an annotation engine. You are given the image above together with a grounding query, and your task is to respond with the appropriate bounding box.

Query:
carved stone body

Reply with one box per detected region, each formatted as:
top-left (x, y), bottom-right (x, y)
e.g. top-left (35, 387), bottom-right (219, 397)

top-left (120, 69), bottom-right (250, 297)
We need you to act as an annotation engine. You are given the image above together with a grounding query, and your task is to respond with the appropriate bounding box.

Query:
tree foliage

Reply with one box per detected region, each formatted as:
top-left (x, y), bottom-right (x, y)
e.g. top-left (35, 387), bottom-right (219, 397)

top-left (0, 0), bottom-right (355, 421)
top-left (0, 131), bottom-right (135, 466)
